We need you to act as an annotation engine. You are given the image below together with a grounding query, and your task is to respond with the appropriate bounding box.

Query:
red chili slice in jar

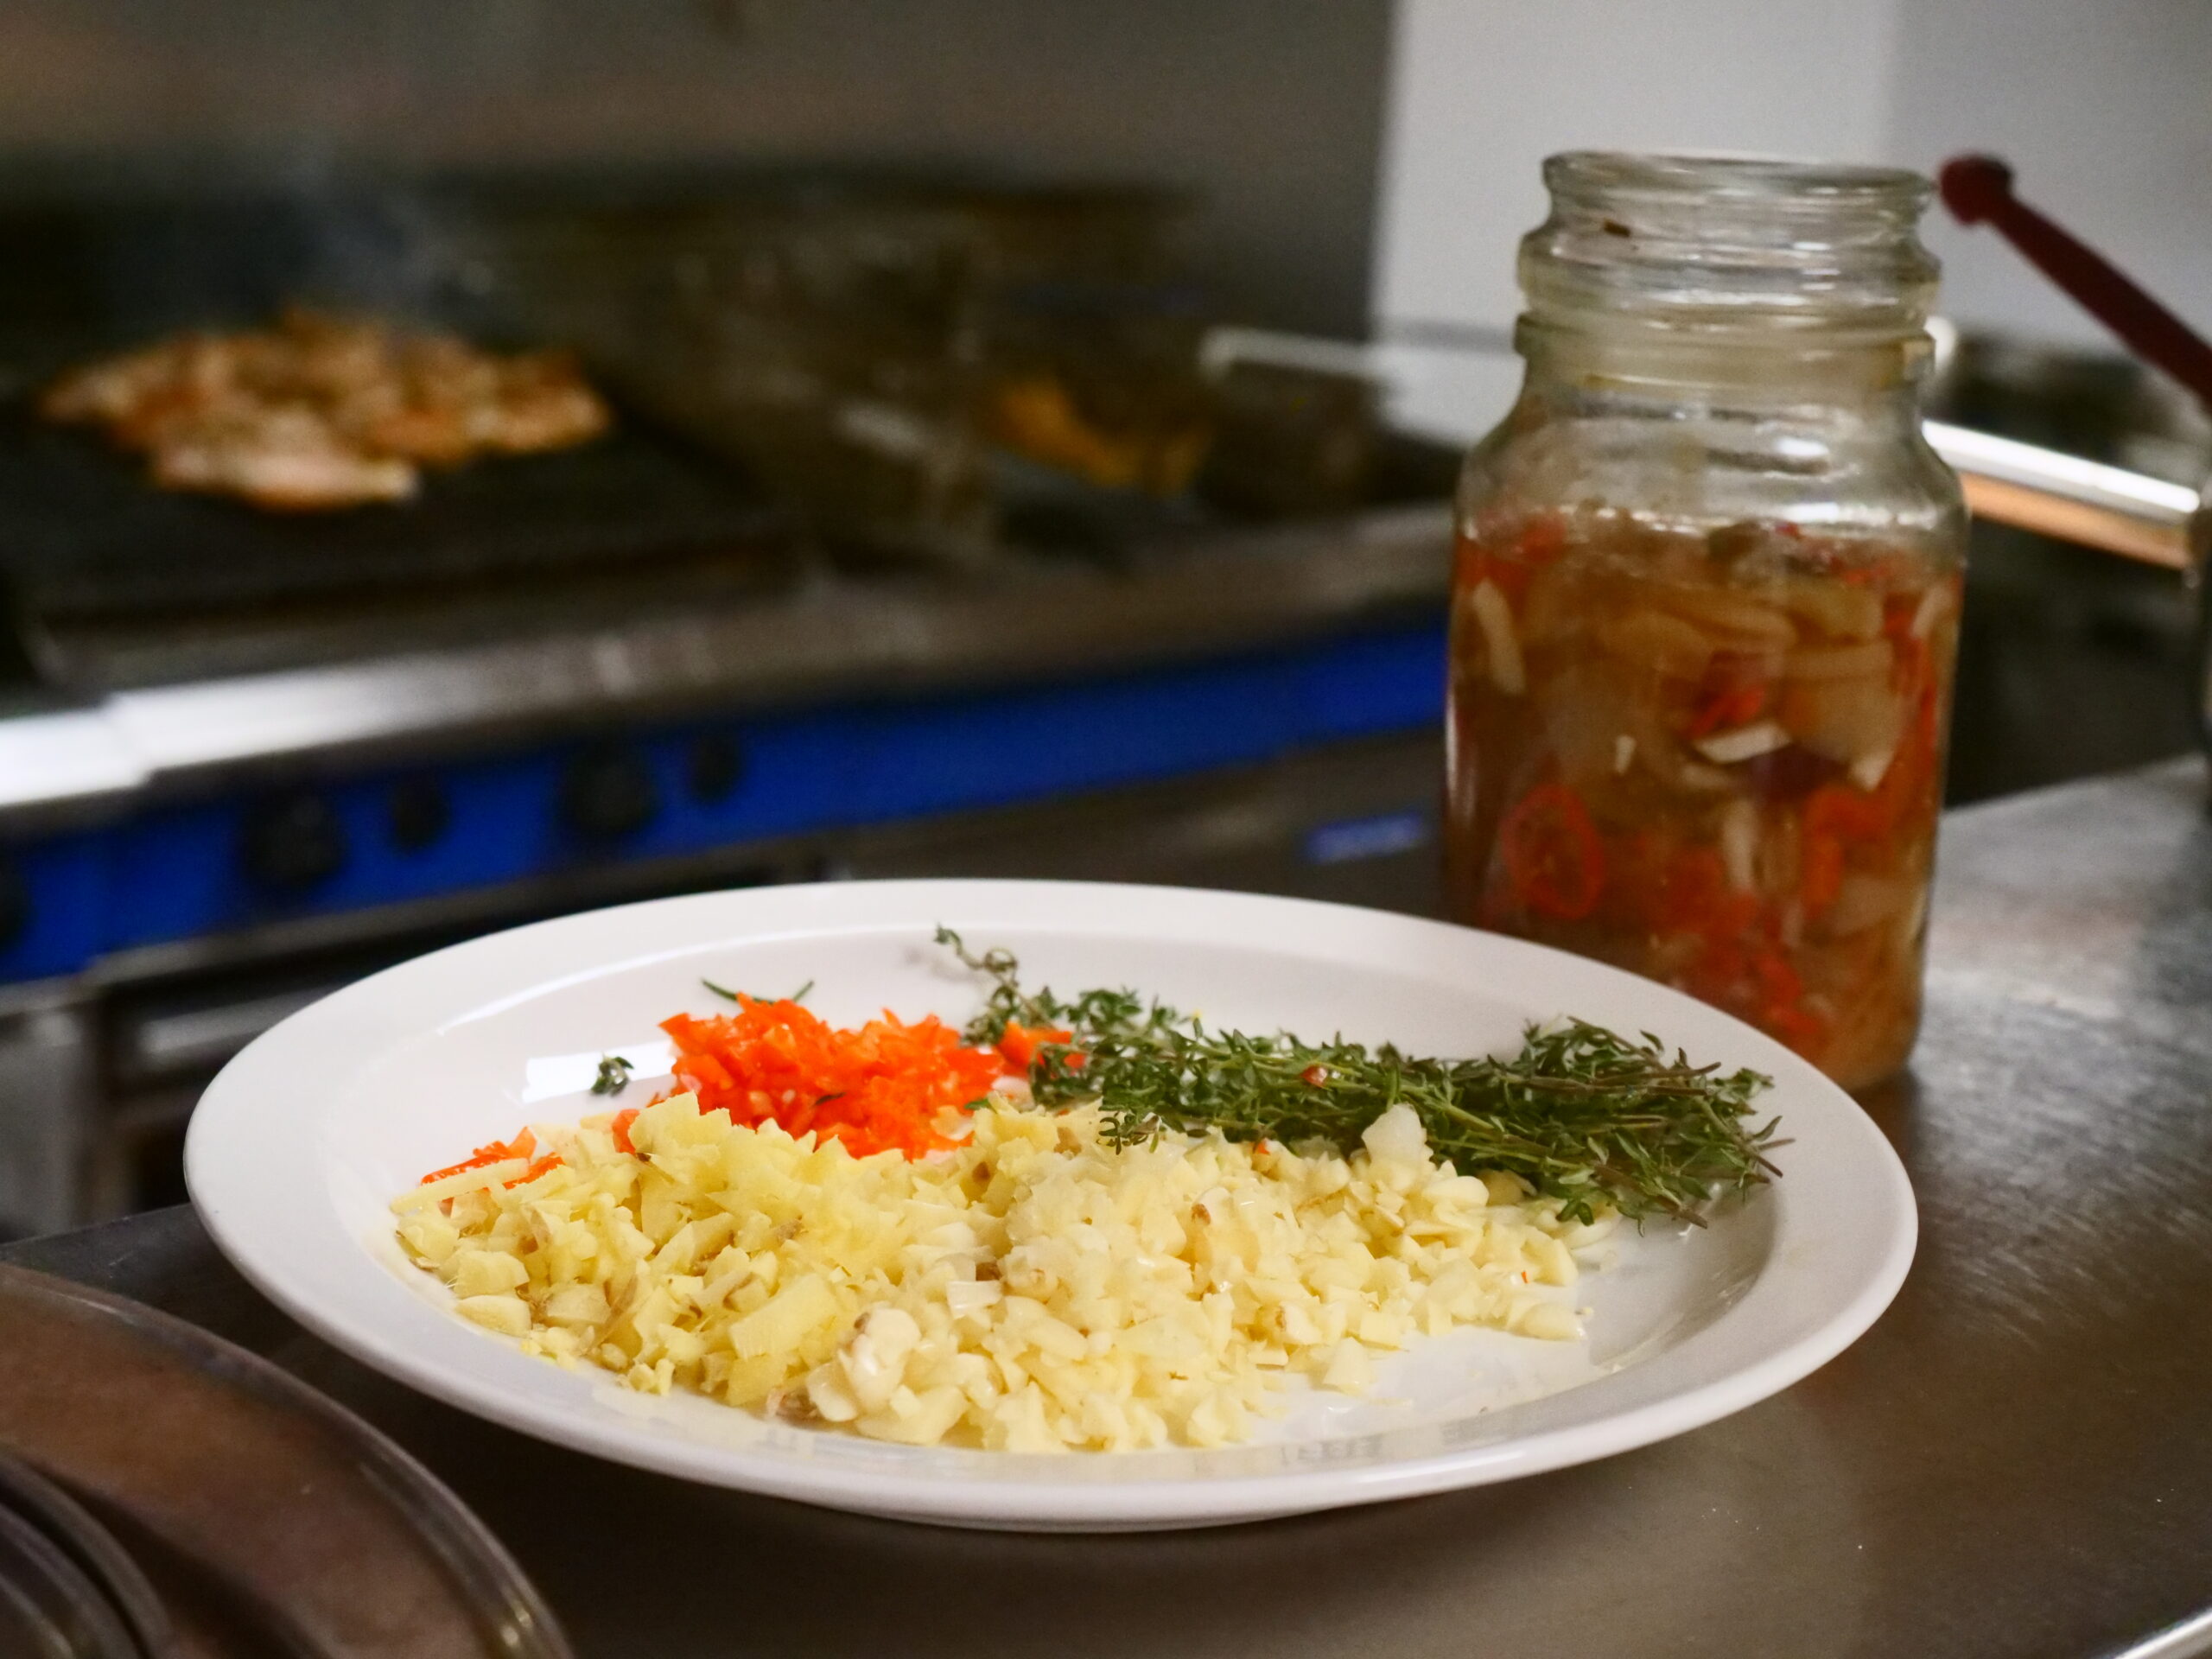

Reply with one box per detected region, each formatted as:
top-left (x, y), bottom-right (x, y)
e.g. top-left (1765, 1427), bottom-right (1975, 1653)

top-left (1457, 514), bottom-right (1568, 612)
top-left (1517, 513), bottom-right (1568, 564)
top-left (1686, 679), bottom-right (1769, 740)
top-left (1498, 783), bottom-right (1607, 920)
top-left (1652, 846), bottom-right (1760, 939)
top-left (1685, 653), bottom-right (1775, 740)
top-left (1800, 831), bottom-right (1847, 919)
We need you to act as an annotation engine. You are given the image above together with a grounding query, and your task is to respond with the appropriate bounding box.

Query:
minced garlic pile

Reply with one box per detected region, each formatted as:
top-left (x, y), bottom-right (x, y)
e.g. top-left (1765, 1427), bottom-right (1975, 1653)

top-left (394, 1093), bottom-right (1615, 1452)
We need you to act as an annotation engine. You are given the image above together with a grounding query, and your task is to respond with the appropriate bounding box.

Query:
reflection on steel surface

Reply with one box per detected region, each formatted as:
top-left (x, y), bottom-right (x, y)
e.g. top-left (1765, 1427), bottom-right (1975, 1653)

top-left (1925, 419), bottom-right (2202, 570)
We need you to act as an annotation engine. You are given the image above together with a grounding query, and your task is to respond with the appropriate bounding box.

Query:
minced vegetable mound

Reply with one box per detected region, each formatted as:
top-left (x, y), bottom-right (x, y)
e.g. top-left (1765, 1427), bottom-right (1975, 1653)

top-left (394, 1089), bottom-right (1615, 1452)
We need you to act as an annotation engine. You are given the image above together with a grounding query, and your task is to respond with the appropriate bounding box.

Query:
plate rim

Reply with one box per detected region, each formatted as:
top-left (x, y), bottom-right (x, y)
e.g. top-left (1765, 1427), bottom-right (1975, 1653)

top-left (186, 877), bottom-right (1917, 1527)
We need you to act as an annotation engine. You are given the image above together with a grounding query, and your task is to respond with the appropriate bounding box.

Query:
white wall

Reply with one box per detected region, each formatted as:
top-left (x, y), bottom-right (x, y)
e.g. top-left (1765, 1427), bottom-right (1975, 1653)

top-left (1889, 0), bottom-right (2212, 353)
top-left (1374, 0), bottom-right (2212, 434)
top-left (1375, 0), bottom-right (1902, 339)
top-left (0, 0), bottom-right (1393, 334)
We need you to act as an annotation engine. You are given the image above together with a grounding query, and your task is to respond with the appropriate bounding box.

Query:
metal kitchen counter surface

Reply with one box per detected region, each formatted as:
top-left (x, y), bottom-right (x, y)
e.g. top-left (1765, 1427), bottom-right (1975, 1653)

top-left (8, 758), bottom-right (2210, 1658)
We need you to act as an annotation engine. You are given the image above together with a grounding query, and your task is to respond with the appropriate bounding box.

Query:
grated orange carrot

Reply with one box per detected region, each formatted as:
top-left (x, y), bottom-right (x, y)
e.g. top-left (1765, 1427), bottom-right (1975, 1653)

top-left (418, 1127), bottom-right (564, 1188)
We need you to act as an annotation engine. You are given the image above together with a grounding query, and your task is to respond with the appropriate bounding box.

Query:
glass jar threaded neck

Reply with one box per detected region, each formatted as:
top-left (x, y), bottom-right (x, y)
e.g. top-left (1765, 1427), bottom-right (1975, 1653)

top-left (1520, 151), bottom-right (1940, 353)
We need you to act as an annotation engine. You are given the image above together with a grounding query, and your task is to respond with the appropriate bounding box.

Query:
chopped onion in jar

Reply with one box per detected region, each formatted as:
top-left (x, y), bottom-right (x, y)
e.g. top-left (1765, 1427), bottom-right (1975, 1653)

top-left (1826, 873), bottom-right (1911, 936)
top-left (1596, 611), bottom-right (1714, 683)
top-left (1468, 579), bottom-right (1525, 696)
top-left (1910, 582), bottom-right (1955, 640)
top-left (1849, 747), bottom-right (1897, 791)
top-left (1782, 677), bottom-right (1905, 766)
top-left (1542, 665), bottom-right (1635, 788)
top-left (1760, 810), bottom-right (1803, 902)
top-left (1654, 586), bottom-right (1800, 652)
top-left (1783, 640), bottom-right (1892, 682)
top-left (1620, 700), bottom-right (1729, 791)
top-left (1720, 800), bottom-right (1761, 893)
top-left (1777, 579), bottom-right (1884, 641)
top-left (1675, 761), bottom-right (1740, 792)
top-left (1694, 720), bottom-right (1793, 765)
top-left (1521, 563), bottom-right (1586, 642)
top-left (1897, 882), bottom-right (1931, 950)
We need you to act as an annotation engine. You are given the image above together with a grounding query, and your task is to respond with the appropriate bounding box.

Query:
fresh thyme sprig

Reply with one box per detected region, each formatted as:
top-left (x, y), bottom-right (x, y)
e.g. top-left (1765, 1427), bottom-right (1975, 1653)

top-left (590, 1054), bottom-right (634, 1096)
top-left (934, 926), bottom-right (1779, 1225)
top-left (702, 977), bottom-right (814, 1005)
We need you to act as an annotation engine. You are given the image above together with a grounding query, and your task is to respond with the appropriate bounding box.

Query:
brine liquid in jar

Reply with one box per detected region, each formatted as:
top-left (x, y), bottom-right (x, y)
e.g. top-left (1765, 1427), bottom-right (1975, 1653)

top-left (1446, 152), bottom-right (1966, 1091)
top-left (1446, 510), bottom-right (1961, 1091)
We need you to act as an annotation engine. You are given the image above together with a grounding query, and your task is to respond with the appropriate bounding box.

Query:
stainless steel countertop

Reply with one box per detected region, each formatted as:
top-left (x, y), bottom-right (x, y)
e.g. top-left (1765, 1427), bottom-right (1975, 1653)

top-left (7, 758), bottom-right (2210, 1659)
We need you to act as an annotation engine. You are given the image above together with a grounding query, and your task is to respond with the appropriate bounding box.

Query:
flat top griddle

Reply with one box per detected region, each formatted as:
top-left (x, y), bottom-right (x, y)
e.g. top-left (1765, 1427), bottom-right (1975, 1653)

top-left (0, 402), bottom-right (799, 692)
top-left (0, 405), bottom-right (792, 622)
top-left (0, 176), bottom-right (1456, 700)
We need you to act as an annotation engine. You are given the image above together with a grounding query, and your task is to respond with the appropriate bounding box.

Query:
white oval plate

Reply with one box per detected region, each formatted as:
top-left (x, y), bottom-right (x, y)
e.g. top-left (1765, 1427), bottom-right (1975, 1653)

top-left (187, 880), bottom-right (1914, 1532)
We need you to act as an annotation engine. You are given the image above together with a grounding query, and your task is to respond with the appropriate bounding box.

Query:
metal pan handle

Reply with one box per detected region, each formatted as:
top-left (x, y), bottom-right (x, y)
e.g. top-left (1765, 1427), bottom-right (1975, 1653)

top-left (1923, 420), bottom-right (2204, 574)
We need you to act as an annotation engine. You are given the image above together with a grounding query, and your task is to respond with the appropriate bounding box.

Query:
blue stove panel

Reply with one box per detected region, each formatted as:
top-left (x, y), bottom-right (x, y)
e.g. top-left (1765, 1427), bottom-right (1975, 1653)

top-left (1, 617), bottom-right (1447, 983)
top-left (0, 838), bottom-right (105, 982)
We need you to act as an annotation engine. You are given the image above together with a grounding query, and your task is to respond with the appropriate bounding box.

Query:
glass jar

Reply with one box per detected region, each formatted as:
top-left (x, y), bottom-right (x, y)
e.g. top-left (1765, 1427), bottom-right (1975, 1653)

top-left (1446, 153), bottom-right (1967, 1091)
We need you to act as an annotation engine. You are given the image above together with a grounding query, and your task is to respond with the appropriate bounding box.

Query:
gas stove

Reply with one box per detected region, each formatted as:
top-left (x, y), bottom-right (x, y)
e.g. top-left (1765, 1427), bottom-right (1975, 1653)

top-left (0, 442), bottom-right (1455, 1235)
top-left (0, 175), bottom-right (1465, 1234)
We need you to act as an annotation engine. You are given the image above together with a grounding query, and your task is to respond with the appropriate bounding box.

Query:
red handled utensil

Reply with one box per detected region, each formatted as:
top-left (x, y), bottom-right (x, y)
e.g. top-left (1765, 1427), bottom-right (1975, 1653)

top-left (1938, 154), bottom-right (2212, 772)
top-left (1929, 155), bottom-right (2207, 573)
top-left (1938, 154), bottom-right (2212, 413)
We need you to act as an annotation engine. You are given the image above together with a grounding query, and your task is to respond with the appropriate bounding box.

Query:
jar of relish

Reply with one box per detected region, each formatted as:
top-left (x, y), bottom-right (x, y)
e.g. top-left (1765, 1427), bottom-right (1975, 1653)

top-left (1446, 154), bottom-right (1967, 1091)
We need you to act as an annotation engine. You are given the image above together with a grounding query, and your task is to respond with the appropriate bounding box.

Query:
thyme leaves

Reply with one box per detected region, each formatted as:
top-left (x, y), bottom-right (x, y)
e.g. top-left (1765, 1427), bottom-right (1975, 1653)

top-left (934, 926), bottom-right (1778, 1225)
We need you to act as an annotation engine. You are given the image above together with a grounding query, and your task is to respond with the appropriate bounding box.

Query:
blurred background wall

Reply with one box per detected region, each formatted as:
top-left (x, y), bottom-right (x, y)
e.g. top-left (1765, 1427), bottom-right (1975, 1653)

top-left (6, 0), bottom-right (2204, 359)
top-left (1890, 0), bottom-right (2212, 353)
top-left (0, 0), bottom-right (1393, 337)
top-left (1376, 0), bottom-right (2212, 434)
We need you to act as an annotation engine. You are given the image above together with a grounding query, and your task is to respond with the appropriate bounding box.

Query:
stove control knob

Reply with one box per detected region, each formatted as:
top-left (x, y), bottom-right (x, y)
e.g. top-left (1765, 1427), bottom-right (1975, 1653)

top-left (387, 777), bottom-right (451, 852)
top-left (0, 857), bottom-right (27, 950)
top-left (560, 744), bottom-right (659, 843)
top-left (686, 731), bottom-right (744, 805)
top-left (240, 792), bottom-right (348, 894)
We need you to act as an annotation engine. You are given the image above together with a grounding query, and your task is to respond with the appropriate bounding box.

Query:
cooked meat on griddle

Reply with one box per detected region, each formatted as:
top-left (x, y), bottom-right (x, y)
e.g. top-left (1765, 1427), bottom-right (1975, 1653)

top-left (41, 308), bottom-right (611, 510)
